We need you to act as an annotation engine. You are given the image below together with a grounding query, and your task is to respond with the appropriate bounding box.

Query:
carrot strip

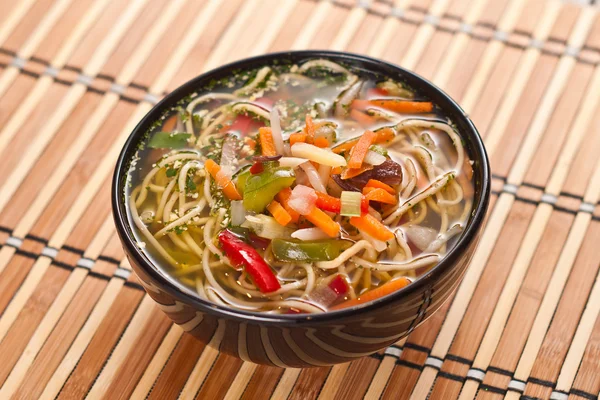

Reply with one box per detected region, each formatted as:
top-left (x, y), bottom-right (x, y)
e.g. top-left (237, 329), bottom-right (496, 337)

top-left (331, 277), bottom-right (411, 310)
top-left (365, 179), bottom-right (395, 195)
top-left (289, 132), bottom-right (307, 146)
top-left (162, 114), bottom-right (178, 131)
top-left (350, 108), bottom-right (376, 126)
top-left (362, 187), bottom-right (397, 205)
top-left (349, 214), bottom-right (394, 241)
top-left (314, 137), bottom-right (330, 148)
top-left (304, 114), bottom-right (316, 144)
top-left (372, 127), bottom-right (395, 144)
top-left (333, 128), bottom-right (395, 154)
top-left (340, 165), bottom-right (373, 180)
top-left (244, 136), bottom-right (256, 150)
top-left (305, 207), bottom-right (340, 237)
top-left (348, 130), bottom-right (377, 169)
top-left (259, 127), bottom-right (277, 156)
top-left (276, 188), bottom-right (300, 223)
top-left (205, 159), bottom-right (242, 200)
top-left (331, 166), bottom-right (342, 175)
top-left (267, 200), bottom-right (292, 226)
top-left (352, 99), bottom-right (433, 114)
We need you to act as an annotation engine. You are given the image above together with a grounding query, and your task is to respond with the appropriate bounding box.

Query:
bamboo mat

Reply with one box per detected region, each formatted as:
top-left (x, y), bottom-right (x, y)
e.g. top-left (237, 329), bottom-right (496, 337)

top-left (1, 0), bottom-right (600, 398)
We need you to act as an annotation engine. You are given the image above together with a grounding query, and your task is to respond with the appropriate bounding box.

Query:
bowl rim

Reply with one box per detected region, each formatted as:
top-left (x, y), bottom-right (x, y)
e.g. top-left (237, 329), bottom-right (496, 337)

top-left (112, 50), bottom-right (491, 326)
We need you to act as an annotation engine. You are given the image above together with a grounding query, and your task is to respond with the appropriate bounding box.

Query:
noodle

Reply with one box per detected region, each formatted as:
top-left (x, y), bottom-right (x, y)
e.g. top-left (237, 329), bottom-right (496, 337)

top-left (125, 59), bottom-right (475, 314)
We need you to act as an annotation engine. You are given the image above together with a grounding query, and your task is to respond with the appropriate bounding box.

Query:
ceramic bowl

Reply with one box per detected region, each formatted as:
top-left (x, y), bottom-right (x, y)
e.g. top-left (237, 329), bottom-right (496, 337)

top-left (112, 51), bottom-right (491, 367)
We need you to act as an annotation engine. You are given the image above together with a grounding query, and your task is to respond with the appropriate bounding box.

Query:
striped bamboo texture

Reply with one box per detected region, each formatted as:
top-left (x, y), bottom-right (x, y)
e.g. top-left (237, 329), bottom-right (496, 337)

top-left (0, 0), bottom-right (599, 398)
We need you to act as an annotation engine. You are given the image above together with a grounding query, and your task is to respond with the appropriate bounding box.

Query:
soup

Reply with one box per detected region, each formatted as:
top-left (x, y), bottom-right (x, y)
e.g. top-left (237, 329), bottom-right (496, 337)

top-left (125, 58), bottom-right (474, 314)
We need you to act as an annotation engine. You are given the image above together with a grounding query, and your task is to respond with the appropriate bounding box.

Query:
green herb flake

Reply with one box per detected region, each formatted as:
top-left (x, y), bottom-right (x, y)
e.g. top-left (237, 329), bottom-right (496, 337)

top-left (186, 175), bottom-right (197, 192)
top-left (166, 168), bottom-right (178, 177)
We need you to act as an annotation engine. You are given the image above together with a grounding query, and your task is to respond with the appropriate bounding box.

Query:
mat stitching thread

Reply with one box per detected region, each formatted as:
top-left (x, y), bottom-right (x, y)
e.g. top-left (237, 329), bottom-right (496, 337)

top-left (569, 388), bottom-right (599, 399)
top-left (0, 1), bottom-right (599, 99)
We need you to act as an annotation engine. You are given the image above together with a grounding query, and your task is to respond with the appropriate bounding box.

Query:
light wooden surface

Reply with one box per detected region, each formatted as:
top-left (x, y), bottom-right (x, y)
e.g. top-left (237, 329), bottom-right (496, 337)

top-left (0, 0), bottom-right (599, 398)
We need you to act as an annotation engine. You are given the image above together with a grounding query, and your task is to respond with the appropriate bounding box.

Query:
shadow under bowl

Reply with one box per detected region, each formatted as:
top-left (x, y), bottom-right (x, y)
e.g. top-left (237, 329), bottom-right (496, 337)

top-left (112, 50), bottom-right (491, 367)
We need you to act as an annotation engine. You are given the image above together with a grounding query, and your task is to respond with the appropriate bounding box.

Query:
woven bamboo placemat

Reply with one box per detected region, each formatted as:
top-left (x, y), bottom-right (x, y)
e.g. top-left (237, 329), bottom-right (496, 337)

top-left (0, 0), bottom-right (599, 398)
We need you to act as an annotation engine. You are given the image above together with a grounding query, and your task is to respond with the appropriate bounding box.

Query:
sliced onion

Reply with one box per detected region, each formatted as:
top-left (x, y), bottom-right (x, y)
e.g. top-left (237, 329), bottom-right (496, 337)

top-left (334, 78), bottom-right (362, 117)
top-left (291, 143), bottom-right (347, 167)
top-left (230, 200), bottom-right (246, 226)
top-left (279, 157), bottom-right (308, 168)
top-left (288, 185), bottom-right (317, 215)
top-left (363, 150), bottom-right (386, 166)
top-left (220, 135), bottom-right (238, 178)
top-left (292, 227), bottom-right (330, 241)
top-left (242, 215), bottom-right (293, 239)
top-left (300, 162), bottom-right (327, 193)
top-left (270, 108), bottom-right (285, 155)
top-left (404, 225), bottom-right (438, 251)
top-left (360, 229), bottom-right (387, 252)
top-left (425, 224), bottom-right (463, 253)
top-left (318, 164), bottom-right (331, 186)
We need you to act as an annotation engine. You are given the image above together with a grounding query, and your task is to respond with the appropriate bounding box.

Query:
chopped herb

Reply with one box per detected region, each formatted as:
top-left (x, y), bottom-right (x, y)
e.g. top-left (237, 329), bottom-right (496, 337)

top-left (166, 168), bottom-right (178, 177)
top-left (186, 174), bottom-right (197, 192)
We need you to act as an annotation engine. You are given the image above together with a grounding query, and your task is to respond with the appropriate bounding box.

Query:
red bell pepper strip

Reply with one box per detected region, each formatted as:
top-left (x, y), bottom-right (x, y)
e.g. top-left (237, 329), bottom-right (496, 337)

top-left (218, 229), bottom-right (281, 293)
top-left (250, 161), bottom-right (264, 174)
top-left (315, 192), bottom-right (369, 214)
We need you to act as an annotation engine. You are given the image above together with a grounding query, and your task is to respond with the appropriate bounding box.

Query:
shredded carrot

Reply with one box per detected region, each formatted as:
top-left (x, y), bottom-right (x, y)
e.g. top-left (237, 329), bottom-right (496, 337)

top-left (348, 130), bottom-right (377, 169)
top-left (340, 164), bottom-right (373, 180)
top-left (352, 99), bottom-right (434, 114)
top-left (373, 127), bottom-right (395, 144)
top-left (362, 187), bottom-right (397, 205)
top-left (350, 108), bottom-right (376, 126)
top-left (162, 115), bottom-right (178, 131)
top-left (276, 188), bottom-right (300, 224)
top-left (289, 132), bottom-right (307, 146)
top-left (365, 179), bottom-right (395, 195)
top-left (304, 114), bottom-right (316, 144)
top-left (331, 166), bottom-right (342, 175)
top-left (244, 136), bottom-right (256, 150)
top-left (259, 127), bottom-right (277, 156)
top-left (305, 207), bottom-right (340, 237)
top-left (205, 159), bottom-right (242, 200)
top-left (331, 277), bottom-right (411, 310)
top-left (267, 200), bottom-right (292, 226)
top-left (314, 137), bottom-right (330, 148)
top-left (349, 214), bottom-right (394, 241)
top-left (333, 128), bottom-right (395, 154)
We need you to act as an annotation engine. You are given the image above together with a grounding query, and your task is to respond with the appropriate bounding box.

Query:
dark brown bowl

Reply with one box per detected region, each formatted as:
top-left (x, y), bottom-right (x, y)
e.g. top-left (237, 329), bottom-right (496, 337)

top-left (112, 51), bottom-right (490, 367)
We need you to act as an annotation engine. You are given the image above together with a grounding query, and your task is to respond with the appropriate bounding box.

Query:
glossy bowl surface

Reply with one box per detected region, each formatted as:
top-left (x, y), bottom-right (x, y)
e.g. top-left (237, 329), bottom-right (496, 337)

top-left (112, 51), bottom-right (490, 367)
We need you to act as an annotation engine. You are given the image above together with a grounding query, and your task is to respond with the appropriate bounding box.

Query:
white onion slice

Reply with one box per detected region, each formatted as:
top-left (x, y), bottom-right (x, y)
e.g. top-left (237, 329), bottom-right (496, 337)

top-left (288, 185), bottom-right (317, 215)
top-left (292, 227), bottom-right (330, 241)
top-left (362, 232), bottom-right (388, 252)
top-left (230, 200), bottom-right (246, 226)
top-left (363, 150), bottom-right (386, 166)
top-left (404, 225), bottom-right (438, 251)
top-left (300, 162), bottom-right (327, 193)
top-left (242, 215), bottom-right (292, 239)
top-left (219, 135), bottom-right (237, 178)
top-left (278, 157), bottom-right (308, 168)
top-left (291, 143), bottom-right (346, 167)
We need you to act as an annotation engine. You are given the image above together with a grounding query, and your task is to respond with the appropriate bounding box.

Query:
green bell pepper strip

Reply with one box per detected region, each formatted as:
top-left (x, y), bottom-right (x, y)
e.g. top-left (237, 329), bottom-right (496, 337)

top-left (235, 169), bottom-right (251, 195)
top-left (243, 167), bottom-right (295, 213)
top-left (271, 239), bottom-right (353, 262)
